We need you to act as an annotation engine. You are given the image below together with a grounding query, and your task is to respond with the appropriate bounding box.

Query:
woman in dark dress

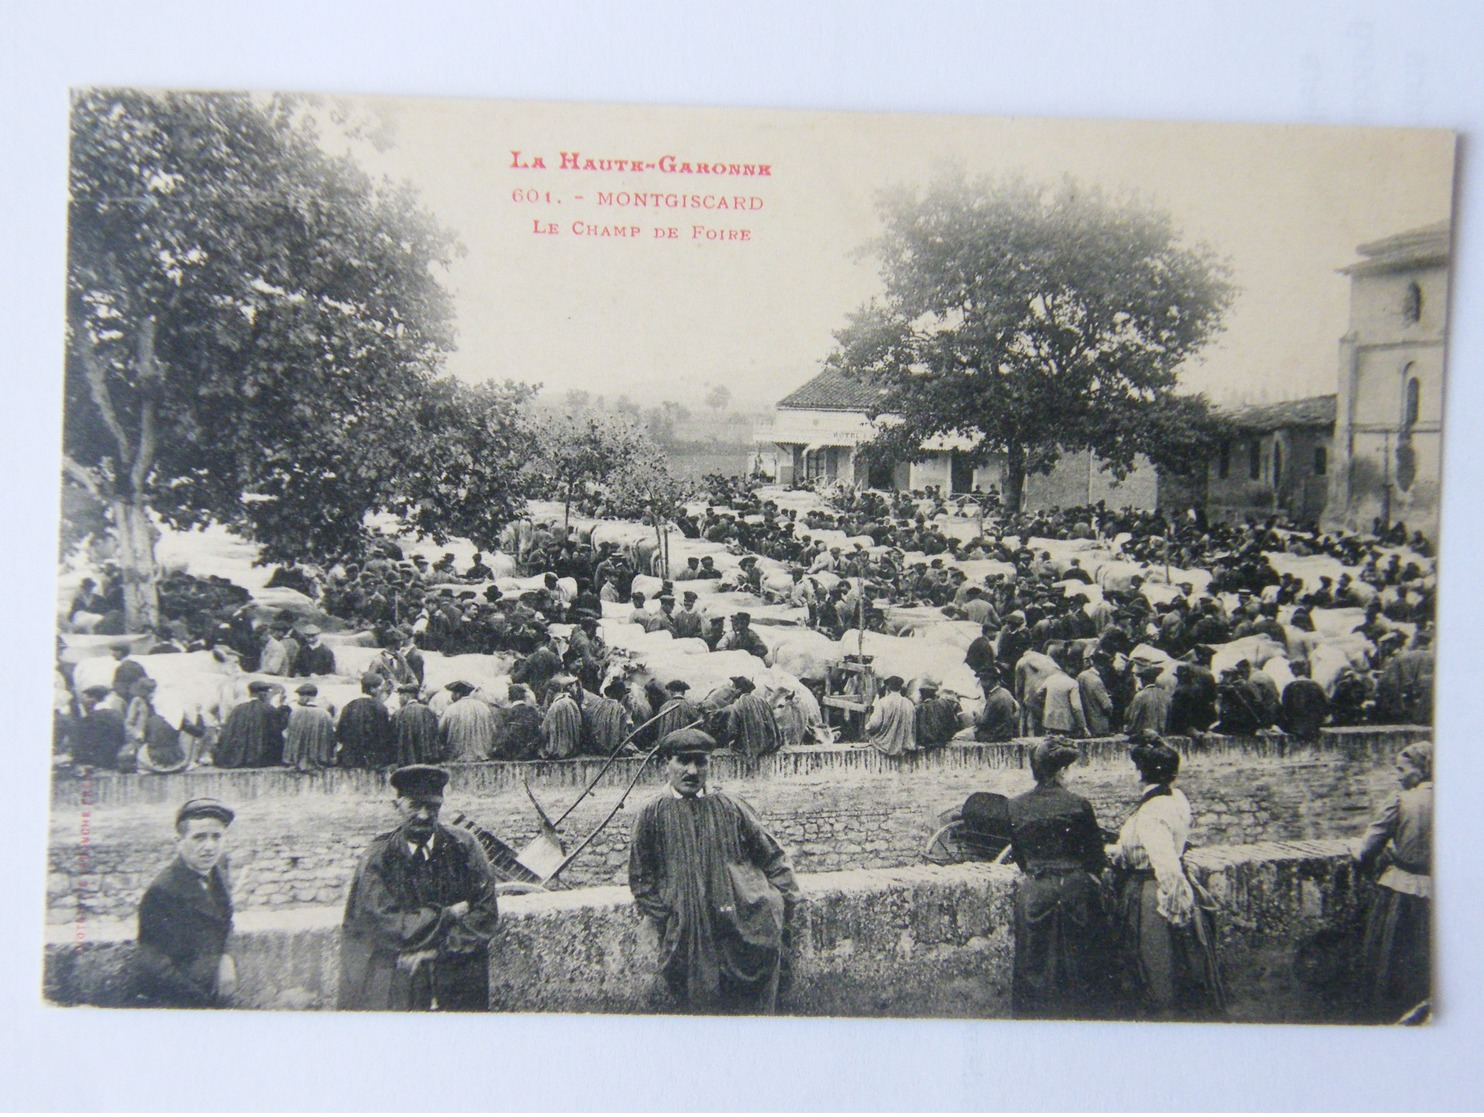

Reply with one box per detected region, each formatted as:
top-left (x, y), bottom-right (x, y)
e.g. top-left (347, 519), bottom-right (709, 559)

top-left (1355, 742), bottom-right (1432, 1023)
top-left (1006, 738), bottom-right (1116, 1018)
top-left (1109, 739), bottom-right (1226, 1020)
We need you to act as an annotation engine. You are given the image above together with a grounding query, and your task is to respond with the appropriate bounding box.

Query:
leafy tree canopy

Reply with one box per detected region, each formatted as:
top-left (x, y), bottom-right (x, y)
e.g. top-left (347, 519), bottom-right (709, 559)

top-left (828, 173), bottom-right (1236, 510)
top-left (64, 89), bottom-right (531, 620)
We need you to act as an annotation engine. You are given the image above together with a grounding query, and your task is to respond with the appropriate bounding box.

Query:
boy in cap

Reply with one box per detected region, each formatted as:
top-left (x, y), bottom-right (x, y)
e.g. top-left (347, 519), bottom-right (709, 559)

top-left (339, 766), bottom-right (500, 1011)
top-left (133, 799), bottom-right (238, 1007)
top-left (628, 730), bottom-right (802, 1013)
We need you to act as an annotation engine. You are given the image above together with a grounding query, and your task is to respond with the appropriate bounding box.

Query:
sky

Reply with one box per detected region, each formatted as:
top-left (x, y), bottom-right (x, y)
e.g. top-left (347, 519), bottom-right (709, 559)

top-left (330, 96), bottom-right (1456, 410)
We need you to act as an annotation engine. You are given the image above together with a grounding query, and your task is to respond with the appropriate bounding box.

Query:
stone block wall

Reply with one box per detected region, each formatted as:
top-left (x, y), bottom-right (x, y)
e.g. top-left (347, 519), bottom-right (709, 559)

top-left (43, 840), bottom-right (1375, 1023)
top-left (45, 729), bottom-right (1426, 925)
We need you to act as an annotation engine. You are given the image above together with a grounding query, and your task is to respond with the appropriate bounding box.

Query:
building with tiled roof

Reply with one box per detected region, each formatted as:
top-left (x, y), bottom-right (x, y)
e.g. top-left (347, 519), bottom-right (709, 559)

top-left (769, 366), bottom-right (1161, 509)
top-left (1204, 394), bottom-right (1336, 524)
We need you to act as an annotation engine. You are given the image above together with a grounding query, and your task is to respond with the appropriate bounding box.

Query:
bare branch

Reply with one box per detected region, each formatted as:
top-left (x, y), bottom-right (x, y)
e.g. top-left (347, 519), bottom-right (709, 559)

top-left (62, 453), bottom-right (107, 500)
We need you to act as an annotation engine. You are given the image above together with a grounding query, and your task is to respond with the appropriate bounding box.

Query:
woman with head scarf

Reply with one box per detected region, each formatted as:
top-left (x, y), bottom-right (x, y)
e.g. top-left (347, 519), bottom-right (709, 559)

top-left (1005, 738), bottom-right (1115, 1018)
top-left (1109, 739), bottom-right (1226, 1019)
top-left (1355, 742), bottom-right (1432, 1022)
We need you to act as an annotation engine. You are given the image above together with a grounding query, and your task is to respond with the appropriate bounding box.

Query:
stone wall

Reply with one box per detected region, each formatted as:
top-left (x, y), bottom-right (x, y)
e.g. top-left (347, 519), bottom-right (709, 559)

top-left (43, 840), bottom-right (1374, 1023)
top-left (45, 728), bottom-right (1426, 924)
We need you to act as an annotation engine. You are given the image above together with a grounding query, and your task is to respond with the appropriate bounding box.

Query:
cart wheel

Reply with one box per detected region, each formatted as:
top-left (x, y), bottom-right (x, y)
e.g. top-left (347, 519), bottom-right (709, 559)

top-left (923, 823), bottom-right (962, 865)
top-left (496, 881), bottom-right (549, 896)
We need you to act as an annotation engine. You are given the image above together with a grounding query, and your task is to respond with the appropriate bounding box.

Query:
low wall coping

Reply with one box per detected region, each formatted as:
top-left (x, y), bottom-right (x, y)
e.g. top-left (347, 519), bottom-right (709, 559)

top-left (51, 839), bottom-right (1355, 949)
top-left (51, 726), bottom-right (1431, 809)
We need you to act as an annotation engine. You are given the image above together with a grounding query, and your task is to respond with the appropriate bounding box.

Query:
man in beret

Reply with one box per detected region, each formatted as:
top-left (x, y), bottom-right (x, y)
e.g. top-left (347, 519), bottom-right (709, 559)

top-left (283, 682), bottom-right (336, 771)
top-left (864, 675), bottom-right (917, 755)
top-left (72, 683), bottom-right (125, 771)
top-left (672, 590), bottom-right (705, 641)
top-left (438, 680), bottom-right (496, 762)
top-left (337, 673), bottom-right (395, 770)
top-left (540, 675), bottom-right (585, 760)
top-left (213, 680), bottom-right (288, 769)
top-left (720, 675), bottom-right (782, 758)
top-left (628, 730), bottom-right (802, 1013)
top-left (132, 799), bottom-right (238, 1007)
top-left (339, 766), bottom-right (500, 1011)
top-left (392, 683), bottom-right (441, 766)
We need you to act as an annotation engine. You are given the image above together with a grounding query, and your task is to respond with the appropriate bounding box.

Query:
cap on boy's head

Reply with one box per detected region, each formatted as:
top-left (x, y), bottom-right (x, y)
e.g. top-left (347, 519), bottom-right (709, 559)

top-left (176, 798), bottom-right (235, 829)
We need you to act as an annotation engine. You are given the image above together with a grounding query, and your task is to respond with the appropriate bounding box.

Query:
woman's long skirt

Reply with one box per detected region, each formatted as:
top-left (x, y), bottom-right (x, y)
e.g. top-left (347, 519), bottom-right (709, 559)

top-left (1012, 870), bottom-right (1116, 1019)
top-left (1359, 885), bottom-right (1430, 1023)
top-left (1116, 872), bottom-right (1226, 1020)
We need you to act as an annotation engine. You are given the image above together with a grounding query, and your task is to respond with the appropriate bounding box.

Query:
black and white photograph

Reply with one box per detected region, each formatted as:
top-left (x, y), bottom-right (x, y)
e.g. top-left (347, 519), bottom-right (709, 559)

top-left (42, 89), bottom-right (1452, 1028)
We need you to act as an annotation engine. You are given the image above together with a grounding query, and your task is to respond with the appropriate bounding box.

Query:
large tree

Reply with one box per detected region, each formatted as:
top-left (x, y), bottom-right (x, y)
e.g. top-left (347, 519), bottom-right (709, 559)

top-left (64, 89), bottom-right (479, 628)
top-left (829, 174), bottom-right (1236, 512)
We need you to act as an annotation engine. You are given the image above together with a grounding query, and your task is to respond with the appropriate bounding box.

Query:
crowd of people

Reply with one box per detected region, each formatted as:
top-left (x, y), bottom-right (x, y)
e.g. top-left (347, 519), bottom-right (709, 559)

top-left (56, 475), bottom-right (1437, 778)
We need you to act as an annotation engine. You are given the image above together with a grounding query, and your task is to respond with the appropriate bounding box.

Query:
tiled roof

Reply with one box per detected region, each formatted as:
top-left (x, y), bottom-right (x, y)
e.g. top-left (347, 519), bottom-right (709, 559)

top-left (777, 367), bottom-right (889, 412)
top-left (1216, 394), bottom-right (1336, 432)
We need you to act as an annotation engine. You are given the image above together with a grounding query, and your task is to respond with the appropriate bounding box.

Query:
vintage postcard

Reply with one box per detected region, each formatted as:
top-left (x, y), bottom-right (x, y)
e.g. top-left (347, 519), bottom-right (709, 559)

top-left (46, 90), bottom-right (1452, 1025)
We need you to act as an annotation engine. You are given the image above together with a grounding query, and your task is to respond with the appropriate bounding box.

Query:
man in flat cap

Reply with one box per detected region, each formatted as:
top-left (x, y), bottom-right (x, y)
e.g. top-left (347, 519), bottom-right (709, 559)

top-left (339, 765), bottom-right (500, 1011)
top-left (720, 611), bottom-right (769, 661)
top-left (628, 729), bottom-right (802, 1014)
top-left (132, 799), bottom-right (237, 1007)
top-left (291, 624), bottom-right (335, 678)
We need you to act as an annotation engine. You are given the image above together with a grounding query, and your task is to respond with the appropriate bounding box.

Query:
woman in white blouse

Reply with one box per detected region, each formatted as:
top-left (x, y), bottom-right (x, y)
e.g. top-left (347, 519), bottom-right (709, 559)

top-left (1108, 739), bottom-right (1226, 1019)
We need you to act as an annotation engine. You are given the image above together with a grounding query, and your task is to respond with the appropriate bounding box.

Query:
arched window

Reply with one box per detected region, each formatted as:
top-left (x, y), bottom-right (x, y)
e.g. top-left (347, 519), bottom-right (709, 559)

top-left (1404, 376), bottom-right (1421, 431)
top-left (1403, 281), bottom-right (1422, 324)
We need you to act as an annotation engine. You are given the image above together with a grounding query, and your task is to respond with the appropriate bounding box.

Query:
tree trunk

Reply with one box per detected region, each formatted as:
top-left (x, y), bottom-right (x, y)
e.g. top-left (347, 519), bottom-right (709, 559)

top-left (111, 497), bottom-right (160, 632)
top-left (1005, 443), bottom-right (1026, 517)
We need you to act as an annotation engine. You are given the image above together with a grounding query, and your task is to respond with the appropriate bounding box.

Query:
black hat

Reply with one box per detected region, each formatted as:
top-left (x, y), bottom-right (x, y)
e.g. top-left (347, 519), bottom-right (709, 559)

top-left (882, 675), bottom-right (905, 691)
top-left (657, 728), bottom-right (718, 756)
top-left (390, 765), bottom-right (449, 799)
top-left (396, 682), bottom-right (422, 695)
top-left (730, 675), bottom-right (756, 692)
top-left (81, 684), bottom-right (112, 700)
top-left (446, 680), bottom-right (474, 696)
top-left (959, 791), bottom-right (1011, 842)
top-left (295, 683), bottom-right (319, 696)
top-left (247, 680), bottom-right (274, 694)
top-left (665, 679), bottom-right (691, 692)
top-left (176, 798), bottom-right (234, 828)
top-left (603, 680), bottom-right (628, 698)
top-left (732, 611), bottom-right (752, 624)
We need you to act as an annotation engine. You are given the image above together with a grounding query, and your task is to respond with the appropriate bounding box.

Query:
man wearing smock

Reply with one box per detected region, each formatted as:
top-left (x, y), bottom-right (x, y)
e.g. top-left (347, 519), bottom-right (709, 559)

top-left (628, 728), bottom-right (803, 1013)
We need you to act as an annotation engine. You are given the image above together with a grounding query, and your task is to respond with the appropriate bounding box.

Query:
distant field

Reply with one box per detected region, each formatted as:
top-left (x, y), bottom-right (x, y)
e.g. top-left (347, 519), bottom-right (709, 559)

top-left (664, 443), bottom-right (758, 480)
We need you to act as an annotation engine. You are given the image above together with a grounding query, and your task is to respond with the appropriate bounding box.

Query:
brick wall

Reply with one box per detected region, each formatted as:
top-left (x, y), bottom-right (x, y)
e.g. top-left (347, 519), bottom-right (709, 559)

top-left (42, 840), bottom-right (1374, 1023)
top-left (45, 728), bottom-right (1425, 925)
